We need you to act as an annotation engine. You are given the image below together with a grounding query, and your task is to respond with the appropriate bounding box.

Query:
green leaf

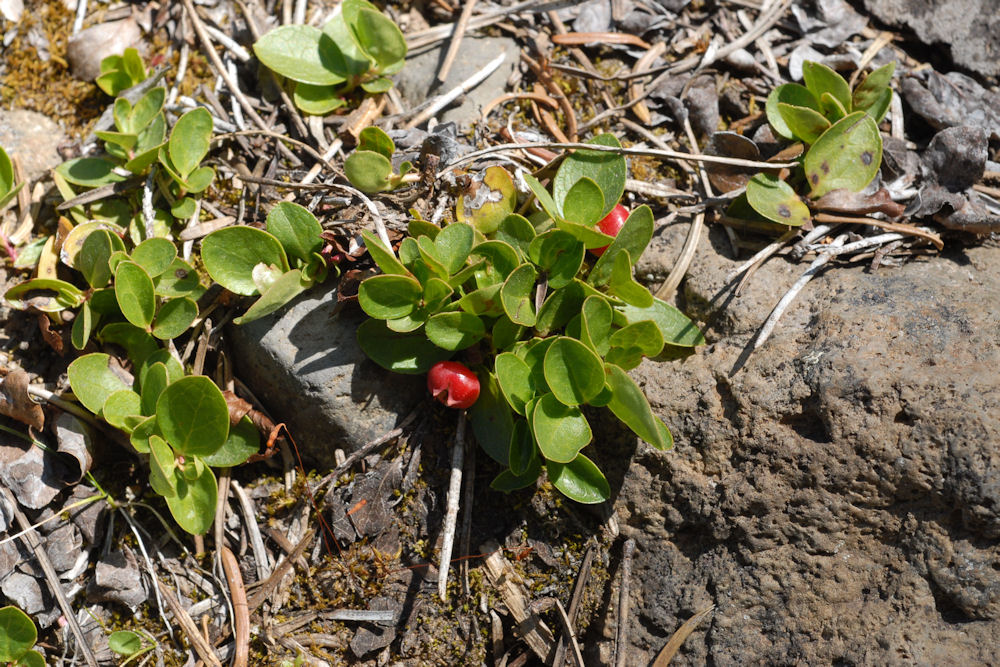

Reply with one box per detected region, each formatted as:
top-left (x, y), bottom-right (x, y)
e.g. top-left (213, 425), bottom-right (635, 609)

top-left (496, 214), bottom-right (536, 258)
top-left (102, 389), bottom-right (142, 429)
top-left (553, 218), bottom-right (614, 249)
top-left (776, 103), bottom-right (831, 144)
top-left (523, 173), bottom-right (562, 223)
top-left (853, 62), bottom-right (895, 113)
top-left (78, 229), bottom-right (117, 288)
top-left (164, 459), bottom-right (217, 535)
top-left (361, 76), bottom-right (394, 93)
top-left (55, 157), bottom-right (127, 187)
top-left (495, 353), bottom-right (534, 415)
top-left (552, 133), bottom-right (626, 220)
top-left (804, 111), bottom-right (882, 198)
top-left (580, 294), bottom-right (613, 355)
top-left (434, 223), bottom-right (475, 275)
top-left (131, 237), bottom-right (177, 278)
top-left (203, 416), bottom-right (259, 467)
top-left (588, 204), bottom-right (654, 286)
top-left (266, 202), bottom-right (323, 264)
top-left (818, 91), bottom-right (848, 122)
top-left (356, 318), bottom-right (451, 374)
top-left (604, 364), bottom-right (670, 449)
top-left (605, 346), bottom-right (643, 370)
top-left (183, 166), bottom-right (215, 194)
top-left (108, 630), bottom-right (144, 657)
top-left (152, 296), bottom-right (198, 339)
top-left (562, 176), bottom-right (605, 226)
top-left (4, 278), bottom-right (85, 312)
top-left (0, 146), bottom-right (16, 199)
top-left (68, 353), bottom-right (130, 416)
top-left (491, 316), bottom-right (524, 353)
top-left (425, 311), bottom-right (486, 350)
top-left (520, 337), bottom-right (554, 393)
top-left (169, 108), bottom-right (213, 178)
top-left (344, 150), bottom-right (393, 193)
top-left (802, 61), bottom-right (851, 112)
top-left (60, 221), bottom-right (125, 270)
top-left (546, 454), bottom-right (610, 504)
top-left (253, 24), bottom-right (347, 86)
top-left (471, 240), bottom-right (520, 280)
top-left (201, 226), bottom-right (290, 295)
top-left (455, 284), bottom-right (503, 317)
top-left (534, 280), bottom-right (585, 336)
top-left (508, 418), bottom-right (537, 476)
top-left (358, 274), bottom-right (423, 319)
top-left (360, 230), bottom-right (407, 276)
top-left (528, 230), bottom-right (584, 290)
top-left (138, 349), bottom-right (184, 389)
top-left (292, 82), bottom-right (346, 115)
top-left (129, 416), bottom-right (159, 454)
top-left (765, 83), bottom-right (819, 140)
top-left (357, 126), bottom-right (395, 158)
top-left (500, 263), bottom-right (537, 327)
top-left (140, 362), bottom-right (170, 416)
top-left (321, 8), bottom-right (371, 78)
top-left (608, 251), bottom-right (653, 308)
top-left (543, 337), bottom-right (605, 406)
top-left (115, 261), bottom-right (156, 330)
top-left (469, 372), bottom-right (515, 465)
top-left (455, 166), bottom-right (517, 235)
top-left (745, 173), bottom-right (812, 227)
top-left (130, 87), bottom-right (166, 132)
top-left (16, 649), bottom-right (45, 667)
top-left (154, 258), bottom-right (203, 298)
top-left (156, 376), bottom-right (230, 457)
top-left (0, 605), bottom-right (37, 662)
top-left (98, 323), bottom-right (159, 368)
top-left (617, 298), bottom-right (704, 348)
top-left (532, 393), bottom-right (592, 463)
top-left (864, 88), bottom-right (892, 124)
top-left (352, 7), bottom-right (407, 69)
top-left (233, 269), bottom-right (311, 325)
top-left (71, 301), bottom-right (97, 350)
top-left (408, 218), bottom-right (440, 240)
top-left (491, 456), bottom-right (542, 493)
top-left (609, 320), bottom-right (664, 357)
top-left (148, 434), bottom-right (178, 497)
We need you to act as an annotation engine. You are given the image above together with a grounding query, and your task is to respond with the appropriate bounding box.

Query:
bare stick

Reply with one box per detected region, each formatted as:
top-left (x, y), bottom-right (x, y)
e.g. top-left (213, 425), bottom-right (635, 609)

top-left (803, 232), bottom-right (907, 256)
top-left (754, 234), bottom-right (848, 350)
top-left (157, 582), bottom-right (223, 667)
top-left (651, 605), bottom-right (716, 666)
top-left (1, 487), bottom-right (99, 667)
top-left (404, 51), bottom-right (507, 129)
top-left (614, 538), bottom-right (637, 667)
top-left (220, 546), bottom-right (250, 667)
top-left (438, 0), bottom-right (478, 84)
top-left (438, 411), bottom-right (467, 602)
top-left (790, 223), bottom-right (836, 259)
top-left (554, 599), bottom-right (585, 667)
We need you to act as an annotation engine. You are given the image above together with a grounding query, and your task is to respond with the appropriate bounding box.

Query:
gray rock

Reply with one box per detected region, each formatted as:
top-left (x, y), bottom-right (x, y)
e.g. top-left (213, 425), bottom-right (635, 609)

top-left (394, 36), bottom-right (517, 127)
top-left (0, 109), bottom-right (66, 181)
top-left (227, 284), bottom-right (423, 470)
top-left (862, 0), bottom-right (1000, 77)
top-left (602, 228), bottom-right (1000, 664)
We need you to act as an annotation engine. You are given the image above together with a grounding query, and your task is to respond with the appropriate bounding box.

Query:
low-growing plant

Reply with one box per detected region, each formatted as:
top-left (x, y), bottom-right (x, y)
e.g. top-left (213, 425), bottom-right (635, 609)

top-left (0, 606), bottom-right (45, 667)
top-left (95, 47), bottom-right (148, 97)
top-left (108, 630), bottom-right (156, 666)
top-left (354, 134), bottom-right (704, 503)
top-left (253, 0), bottom-right (406, 114)
top-left (201, 201), bottom-right (334, 324)
top-left (0, 145), bottom-right (24, 213)
top-left (732, 61), bottom-right (895, 227)
top-left (344, 127), bottom-right (417, 193)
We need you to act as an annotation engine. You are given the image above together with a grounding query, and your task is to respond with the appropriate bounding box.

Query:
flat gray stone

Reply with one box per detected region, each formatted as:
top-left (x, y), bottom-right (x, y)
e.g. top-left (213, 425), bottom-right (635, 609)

top-left (395, 36), bottom-right (517, 127)
top-left (227, 284), bottom-right (423, 470)
top-left (0, 109), bottom-right (66, 182)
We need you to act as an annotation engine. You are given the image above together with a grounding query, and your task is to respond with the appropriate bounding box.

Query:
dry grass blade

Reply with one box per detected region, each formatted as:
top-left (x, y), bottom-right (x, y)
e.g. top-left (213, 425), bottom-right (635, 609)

top-left (157, 582), bottom-right (224, 667)
top-left (652, 604), bottom-right (716, 666)
top-left (551, 32), bottom-right (652, 49)
top-left (481, 92), bottom-right (559, 119)
top-left (221, 546), bottom-right (250, 667)
top-left (813, 213), bottom-right (944, 250)
top-left (522, 53), bottom-right (578, 141)
top-left (437, 0), bottom-right (478, 83)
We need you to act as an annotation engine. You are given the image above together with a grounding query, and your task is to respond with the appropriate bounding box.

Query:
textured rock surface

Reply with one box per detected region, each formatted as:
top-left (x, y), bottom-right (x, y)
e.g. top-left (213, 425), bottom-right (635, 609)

top-left (862, 0), bottom-right (1000, 77)
top-left (227, 283), bottom-right (424, 469)
top-left (603, 227), bottom-right (1000, 664)
top-left (0, 109), bottom-right (66, 181)
top-left (394, 36), bottom-right (517, 126)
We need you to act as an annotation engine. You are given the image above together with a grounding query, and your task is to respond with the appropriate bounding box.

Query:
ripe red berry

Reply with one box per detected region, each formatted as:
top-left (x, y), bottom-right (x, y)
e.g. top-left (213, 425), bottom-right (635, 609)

top-left (590, 204), bottom-right (629, 256)
top-left (427, 361), bottom-right (480, 409)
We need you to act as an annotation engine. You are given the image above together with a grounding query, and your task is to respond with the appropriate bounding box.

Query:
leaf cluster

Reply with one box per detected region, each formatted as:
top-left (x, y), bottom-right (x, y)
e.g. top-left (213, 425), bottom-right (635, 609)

top-left (96, 47), bottom-right (148, 97)
top-left (0, 606), bottom-right (44, 667)
top-left (68, 352), bottom-right (259, 535)
top-left (356, 136), bottom-right (705, 503)
top-left (253, 0), bottom-right (406, 114)
top-left (201, 202), bottom-right (334, 324)
top-left (344, 127), bottom-right (416, 193)
top-left (736, 61), bottom-right (894, 227)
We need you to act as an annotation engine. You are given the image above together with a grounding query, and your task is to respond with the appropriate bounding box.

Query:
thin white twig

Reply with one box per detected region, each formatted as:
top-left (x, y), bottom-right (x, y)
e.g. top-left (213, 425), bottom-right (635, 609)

top-left (225, 59), bottom-right (247, 131)
top-left (726, 228), bottom-right (798, 282)
top-left (231, 480), bottom-right (272, 581)
top-left (404, 51), bottom-right (507, 129)
top-left (143, 166), bottom-right (156, 240)
top-left (790, 223), bottom-right (836, 259)
top-left (72, 0), bottom-right (87, 35)
top-left (203, 24), bottom-right (252, 62)
top-left (803, 232), bottom-right (906, 256)
top-left (168, 43), bottom-right (189, 107)
top-left (438, 411), bottom-right (466, 602)
top-left (754, 234), bottom-right (848, 350)
top-left (294, 0), bottom-right (307, 24)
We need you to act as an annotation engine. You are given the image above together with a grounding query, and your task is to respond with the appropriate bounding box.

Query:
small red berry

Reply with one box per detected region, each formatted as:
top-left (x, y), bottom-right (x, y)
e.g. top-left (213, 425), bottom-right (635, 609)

top-left (590, 204), bottom-right (629, 256)
top-left (427, 361), bottom-right (480, 409)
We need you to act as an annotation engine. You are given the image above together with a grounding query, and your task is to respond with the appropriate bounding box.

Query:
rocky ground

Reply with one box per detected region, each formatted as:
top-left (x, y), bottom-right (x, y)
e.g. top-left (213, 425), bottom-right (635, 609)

top-left (0, 0), bottom-right (998, 665)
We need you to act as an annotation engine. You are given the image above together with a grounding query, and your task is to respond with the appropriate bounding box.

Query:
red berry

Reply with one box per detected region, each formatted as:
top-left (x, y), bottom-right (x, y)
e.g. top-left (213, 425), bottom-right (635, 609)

top-left (427, 361), bottom-right (480, 409)
top-left (590, 204), bottom-right (629, 256)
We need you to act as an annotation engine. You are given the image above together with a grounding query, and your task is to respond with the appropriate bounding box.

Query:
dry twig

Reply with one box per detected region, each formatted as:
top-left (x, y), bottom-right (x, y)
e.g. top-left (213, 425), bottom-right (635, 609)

top-left (438, 411), bottom-right (467, 602)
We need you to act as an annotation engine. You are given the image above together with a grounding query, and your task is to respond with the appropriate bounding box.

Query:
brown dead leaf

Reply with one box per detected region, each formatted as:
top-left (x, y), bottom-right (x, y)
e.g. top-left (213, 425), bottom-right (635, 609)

top-left (36, 313), bottom-right (64, 356)
top-left (0, 369), bottom-right (44, 431)
top-left (813, 188), bottom-right (905, 218)
top-left (222, 390), bottom-right (253, 426)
